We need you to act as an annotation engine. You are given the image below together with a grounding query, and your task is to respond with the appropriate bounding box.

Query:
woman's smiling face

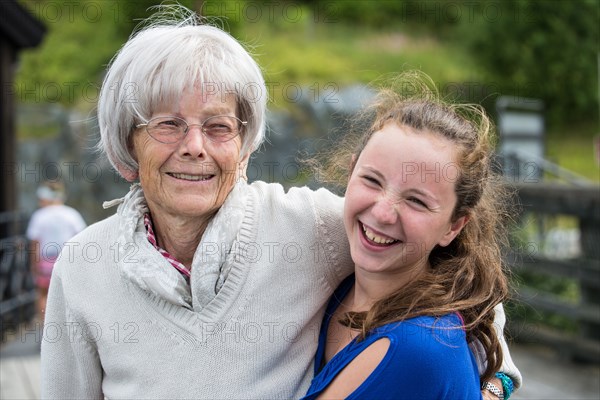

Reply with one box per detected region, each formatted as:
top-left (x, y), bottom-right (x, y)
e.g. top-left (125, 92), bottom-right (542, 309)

top-left (132, 88), bottom-right (247, 221)
top-left (343, 122), bottom-right (467, 279)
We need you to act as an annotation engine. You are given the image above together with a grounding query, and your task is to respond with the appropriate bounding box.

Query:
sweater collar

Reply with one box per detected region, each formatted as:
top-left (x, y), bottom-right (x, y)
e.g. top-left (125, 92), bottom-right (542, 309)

top-left (103, 181), bottom-right (249, 312)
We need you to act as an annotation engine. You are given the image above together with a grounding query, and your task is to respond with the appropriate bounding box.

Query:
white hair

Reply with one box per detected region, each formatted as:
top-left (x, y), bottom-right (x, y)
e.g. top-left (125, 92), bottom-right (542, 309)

top-left (97, 6), bottom-right (267, 176)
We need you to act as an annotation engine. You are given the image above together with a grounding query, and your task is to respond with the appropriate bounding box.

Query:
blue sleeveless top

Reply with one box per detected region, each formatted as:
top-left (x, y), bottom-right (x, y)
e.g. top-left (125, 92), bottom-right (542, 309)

top-left (302, 275), bottom-right (482, 399)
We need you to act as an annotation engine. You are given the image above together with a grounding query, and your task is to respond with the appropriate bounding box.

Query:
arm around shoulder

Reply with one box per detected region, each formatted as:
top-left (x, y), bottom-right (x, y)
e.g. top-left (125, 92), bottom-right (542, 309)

top-left (492, 303), bottom-right (522, 389)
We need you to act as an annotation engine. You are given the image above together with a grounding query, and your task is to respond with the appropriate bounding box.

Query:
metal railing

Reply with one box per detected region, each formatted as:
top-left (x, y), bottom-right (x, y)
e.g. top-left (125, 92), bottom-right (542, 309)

top-left (0, 211), bottom-right (35, 341)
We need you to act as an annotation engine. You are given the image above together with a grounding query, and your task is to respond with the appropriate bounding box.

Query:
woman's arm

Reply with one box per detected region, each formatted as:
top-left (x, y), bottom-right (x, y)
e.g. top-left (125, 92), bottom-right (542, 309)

top-left (41, 270), bottom-right (103, 399)
top-left (471, 303), bottom-right (522, 398)
top-left (493, 303), bottom-right (522, 388)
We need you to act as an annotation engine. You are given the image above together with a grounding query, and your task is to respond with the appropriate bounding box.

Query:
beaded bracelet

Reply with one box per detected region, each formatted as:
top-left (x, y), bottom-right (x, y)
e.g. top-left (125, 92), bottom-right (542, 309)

top-left (494, 372), bottom-right (514, 400)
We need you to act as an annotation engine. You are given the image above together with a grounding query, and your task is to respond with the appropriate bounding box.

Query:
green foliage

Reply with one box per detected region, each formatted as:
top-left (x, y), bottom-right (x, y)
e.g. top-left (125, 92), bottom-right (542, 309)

top-left (298, 0), bottom-right (462, 34)
top-left (507, 271), bottom-right (580, 334)
top-left (455, 0), bottom-right (600, 127)
top-left (314, 0), bottom-right (407, 28)
top-left (505, 299), bottom-right (579, 335)
top-left (13, 0), bottom-right (245, 109)
top-left (15, 0), bottom-right (127, 110)
top-left (14, 0), bottom-right (600, 135)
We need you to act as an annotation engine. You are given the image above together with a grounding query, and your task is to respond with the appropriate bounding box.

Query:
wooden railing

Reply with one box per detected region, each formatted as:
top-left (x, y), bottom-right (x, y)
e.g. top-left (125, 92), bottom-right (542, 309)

top-left (507, 182), bottom-right (600, 362)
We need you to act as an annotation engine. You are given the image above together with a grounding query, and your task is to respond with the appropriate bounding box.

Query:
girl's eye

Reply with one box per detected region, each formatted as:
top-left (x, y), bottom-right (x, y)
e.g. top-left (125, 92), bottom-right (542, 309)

top-left (362, 175), bottom-right (380, 186)
top-left (408, 197), bottom-right (427, 208)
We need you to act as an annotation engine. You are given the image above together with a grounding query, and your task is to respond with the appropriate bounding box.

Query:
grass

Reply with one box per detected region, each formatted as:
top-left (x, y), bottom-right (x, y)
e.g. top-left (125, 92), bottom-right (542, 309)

top-left (546, 125), bottom-right (600, 182)
top-left (241, 19), bottom-right (485, 108)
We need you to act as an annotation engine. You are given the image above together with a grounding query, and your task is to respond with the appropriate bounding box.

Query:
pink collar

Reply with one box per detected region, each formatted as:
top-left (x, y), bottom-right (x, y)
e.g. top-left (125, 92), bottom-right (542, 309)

top-left (143, 213), bottom-right (191, 282)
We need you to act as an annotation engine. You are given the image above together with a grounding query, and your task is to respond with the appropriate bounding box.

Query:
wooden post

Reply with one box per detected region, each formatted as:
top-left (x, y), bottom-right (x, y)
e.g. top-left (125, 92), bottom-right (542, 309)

top-left (0, 35), bottom-right (17, 238)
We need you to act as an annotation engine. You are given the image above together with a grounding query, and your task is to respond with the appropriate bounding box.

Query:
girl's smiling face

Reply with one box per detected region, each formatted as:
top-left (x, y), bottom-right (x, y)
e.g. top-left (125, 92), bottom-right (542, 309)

top-left (343, 122), bottom-right (467, 281)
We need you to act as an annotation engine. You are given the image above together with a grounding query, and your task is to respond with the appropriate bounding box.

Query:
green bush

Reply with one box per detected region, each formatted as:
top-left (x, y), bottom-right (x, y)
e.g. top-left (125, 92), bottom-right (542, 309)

top-left (456, 0), bottom-right (599, 127)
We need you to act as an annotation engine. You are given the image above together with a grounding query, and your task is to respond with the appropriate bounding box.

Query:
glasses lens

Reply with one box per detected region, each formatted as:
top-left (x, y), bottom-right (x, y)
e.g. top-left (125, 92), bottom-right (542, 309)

top-left (147, 117), bottom-right (186, 143)
top-left (202, 116), bottom-right (242, 142)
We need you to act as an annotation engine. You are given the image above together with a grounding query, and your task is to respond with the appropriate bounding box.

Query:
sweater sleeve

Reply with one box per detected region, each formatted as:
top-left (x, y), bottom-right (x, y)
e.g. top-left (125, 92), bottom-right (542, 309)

top-left (493, 302), bottom-right (523, 389)
top-left (470, 303), bottom-right (522, 389)
top-left (311, 187), bottom-right (354, 290)
top-left (41, 265), bottom-right (103, 399)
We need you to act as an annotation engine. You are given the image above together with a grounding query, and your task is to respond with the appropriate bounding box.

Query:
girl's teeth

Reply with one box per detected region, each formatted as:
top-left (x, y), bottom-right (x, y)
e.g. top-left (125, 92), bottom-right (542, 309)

top-left (362, 224), bottom-right (397, 244)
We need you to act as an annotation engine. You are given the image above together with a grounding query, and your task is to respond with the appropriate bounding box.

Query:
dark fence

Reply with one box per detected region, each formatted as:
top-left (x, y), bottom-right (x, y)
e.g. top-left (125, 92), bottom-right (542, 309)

top-left (0, 211), bottom-right (35, 341)
top-left (507, 182), bottom-right (600, 362)
top-left (2, 181), bottom-right (599, 355)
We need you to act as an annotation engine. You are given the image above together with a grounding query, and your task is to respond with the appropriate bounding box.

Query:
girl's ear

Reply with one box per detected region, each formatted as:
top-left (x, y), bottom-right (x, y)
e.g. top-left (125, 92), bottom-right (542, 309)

top-left (438, 215), bottom-right (469, 247)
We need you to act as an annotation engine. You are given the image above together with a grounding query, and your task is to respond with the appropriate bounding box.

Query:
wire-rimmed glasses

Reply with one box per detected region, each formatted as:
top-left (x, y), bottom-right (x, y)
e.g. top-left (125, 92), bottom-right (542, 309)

top-left (136, 115), bottom-right (247, 144)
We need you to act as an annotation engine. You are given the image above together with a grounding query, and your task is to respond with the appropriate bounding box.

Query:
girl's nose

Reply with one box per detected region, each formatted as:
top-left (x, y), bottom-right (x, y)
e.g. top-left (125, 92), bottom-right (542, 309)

top-left (371, 196), bottom-right (398, 225)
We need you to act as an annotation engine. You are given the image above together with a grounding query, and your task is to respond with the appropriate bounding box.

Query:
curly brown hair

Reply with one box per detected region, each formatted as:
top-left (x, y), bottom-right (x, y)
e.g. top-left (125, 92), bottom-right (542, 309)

top-left (322, 71), bottom-right (512, 382)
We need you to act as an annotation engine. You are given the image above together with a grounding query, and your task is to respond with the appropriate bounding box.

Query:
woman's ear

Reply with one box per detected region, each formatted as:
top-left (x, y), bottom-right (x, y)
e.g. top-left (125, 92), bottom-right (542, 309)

top-left (117, 164), bottom-right (139, 182)
top-left (238, 141), bottom-right (256, 181)
top-left (238, 150), bottom-right (251, 181)
top-left (117, 135), bottom-right (139, 182)
top-left (438, 215), bottom-right (469, 247)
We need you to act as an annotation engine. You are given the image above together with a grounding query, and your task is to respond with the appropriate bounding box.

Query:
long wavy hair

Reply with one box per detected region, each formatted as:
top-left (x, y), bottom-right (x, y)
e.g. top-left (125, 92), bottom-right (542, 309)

top-left (325, 72), bottom-right (512, 382)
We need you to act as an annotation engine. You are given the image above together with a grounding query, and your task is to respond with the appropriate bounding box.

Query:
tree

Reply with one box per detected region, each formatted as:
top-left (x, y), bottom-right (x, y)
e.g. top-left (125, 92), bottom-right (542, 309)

top-left (13, 0), bottom-right (196, 110)
top-left (459, 0), bottom-right (599, 127)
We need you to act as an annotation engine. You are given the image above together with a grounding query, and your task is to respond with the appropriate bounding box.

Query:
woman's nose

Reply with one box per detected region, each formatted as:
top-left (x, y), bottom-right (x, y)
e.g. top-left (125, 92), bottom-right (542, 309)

top-left (179, 125), bottom-right (206, 157)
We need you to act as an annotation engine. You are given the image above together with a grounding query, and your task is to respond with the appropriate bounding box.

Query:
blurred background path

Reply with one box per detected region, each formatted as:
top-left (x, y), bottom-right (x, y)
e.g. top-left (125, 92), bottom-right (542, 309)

top-left (1, 322), bottom-right (599, 399)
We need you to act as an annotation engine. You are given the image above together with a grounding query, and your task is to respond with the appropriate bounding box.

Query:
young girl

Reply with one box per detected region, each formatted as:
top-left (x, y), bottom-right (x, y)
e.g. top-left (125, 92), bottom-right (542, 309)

top-left (303, 73), bottom-right (515, 399)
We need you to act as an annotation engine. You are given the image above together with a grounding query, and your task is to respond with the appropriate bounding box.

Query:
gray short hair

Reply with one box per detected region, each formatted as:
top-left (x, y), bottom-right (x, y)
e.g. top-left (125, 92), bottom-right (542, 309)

top-left (97, 7), bottom-right (267, 176)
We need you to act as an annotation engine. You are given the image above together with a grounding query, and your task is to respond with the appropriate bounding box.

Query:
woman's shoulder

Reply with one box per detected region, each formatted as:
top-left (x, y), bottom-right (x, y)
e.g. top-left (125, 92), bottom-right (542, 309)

top-left (54, 214), bottom-right (120, 270)
top-left (68, 214), bottom-right (119, 241)
top-left (51, 214), bottom-right (122, 286)
top-left (309, 313), bottom-right (477, 400)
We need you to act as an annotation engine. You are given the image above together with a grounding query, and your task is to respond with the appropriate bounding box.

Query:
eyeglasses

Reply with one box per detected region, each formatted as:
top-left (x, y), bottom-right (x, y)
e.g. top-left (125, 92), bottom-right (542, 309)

top-left (136, 115), bottom-right (247, 144)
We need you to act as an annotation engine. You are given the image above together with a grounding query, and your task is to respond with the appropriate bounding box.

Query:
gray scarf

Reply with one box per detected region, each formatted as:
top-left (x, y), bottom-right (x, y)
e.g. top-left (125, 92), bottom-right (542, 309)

top-left (103, 181), bottom-right (248, 312)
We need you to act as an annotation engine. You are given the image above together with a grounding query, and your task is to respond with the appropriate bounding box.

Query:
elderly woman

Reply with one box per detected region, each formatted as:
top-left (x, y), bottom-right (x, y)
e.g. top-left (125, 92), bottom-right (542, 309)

top-left (41, 7), bottom-right (520, 399)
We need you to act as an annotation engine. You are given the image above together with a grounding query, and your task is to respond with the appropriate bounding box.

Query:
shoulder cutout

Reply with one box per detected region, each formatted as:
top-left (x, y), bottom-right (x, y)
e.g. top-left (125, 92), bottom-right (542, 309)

top-left (318, 338), bottom-right (390, 399)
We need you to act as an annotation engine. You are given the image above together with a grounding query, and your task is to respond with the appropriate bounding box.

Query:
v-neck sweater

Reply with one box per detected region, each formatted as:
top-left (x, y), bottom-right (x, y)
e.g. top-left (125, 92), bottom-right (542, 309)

top-left (41, 181), bottom-right (352, 399)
